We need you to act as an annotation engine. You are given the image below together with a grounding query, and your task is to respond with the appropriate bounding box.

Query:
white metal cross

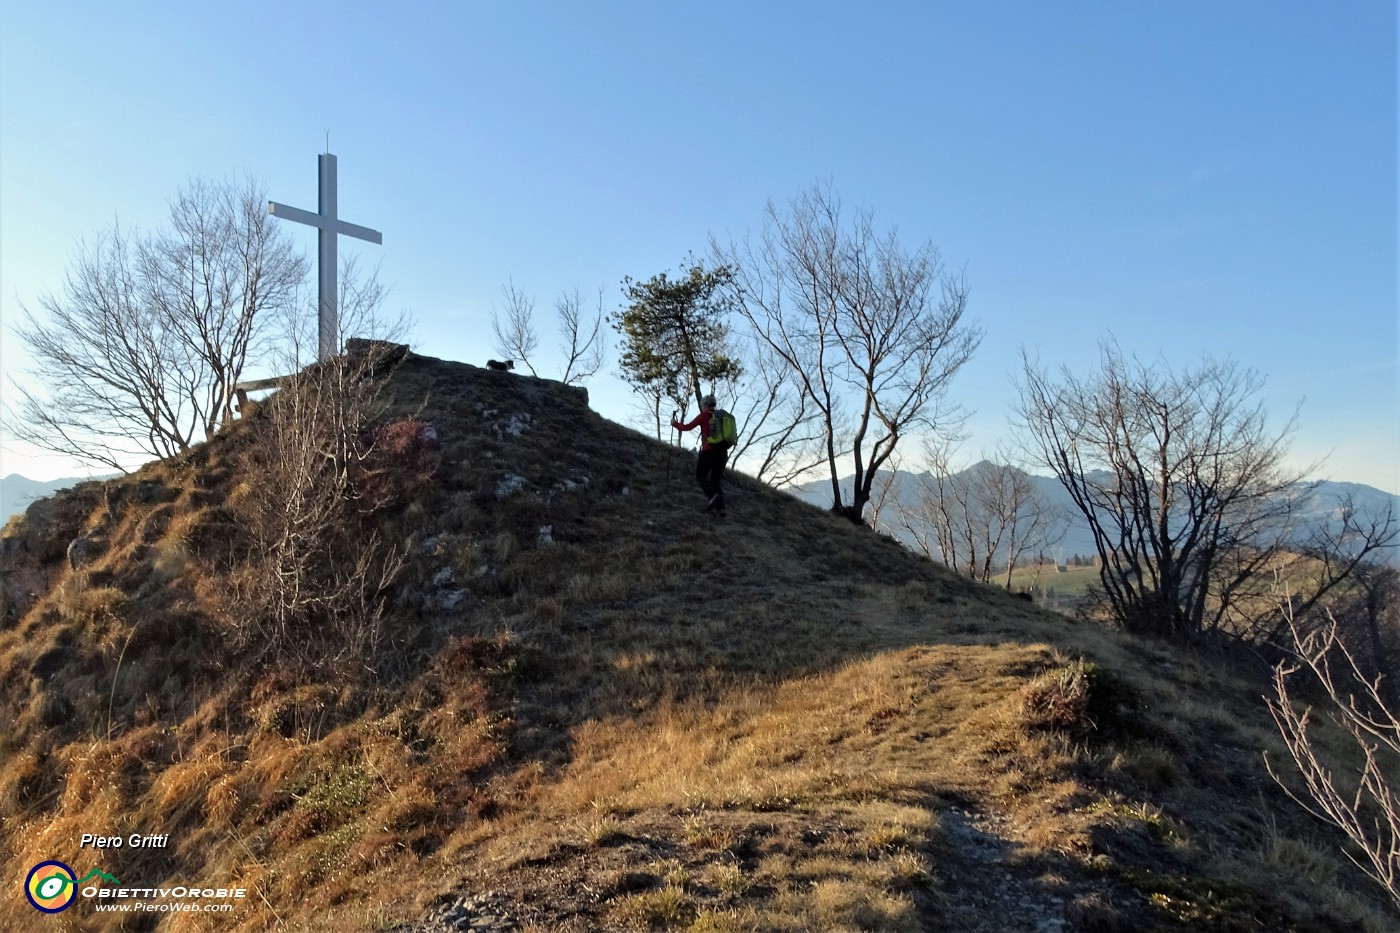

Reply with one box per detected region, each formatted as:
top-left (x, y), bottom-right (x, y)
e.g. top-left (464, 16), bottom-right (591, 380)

top-left (269, 153), bottom-right (382, 362)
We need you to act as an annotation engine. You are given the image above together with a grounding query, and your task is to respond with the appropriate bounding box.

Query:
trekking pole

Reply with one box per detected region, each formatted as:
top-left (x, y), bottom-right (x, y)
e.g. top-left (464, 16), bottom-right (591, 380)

top-left (664, 409), bottom-right (678, 492)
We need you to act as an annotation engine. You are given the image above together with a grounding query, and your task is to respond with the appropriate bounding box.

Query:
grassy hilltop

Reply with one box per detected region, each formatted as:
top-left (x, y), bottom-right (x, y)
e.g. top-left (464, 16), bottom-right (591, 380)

top-left (0, 350), bottom-right (1391, 932)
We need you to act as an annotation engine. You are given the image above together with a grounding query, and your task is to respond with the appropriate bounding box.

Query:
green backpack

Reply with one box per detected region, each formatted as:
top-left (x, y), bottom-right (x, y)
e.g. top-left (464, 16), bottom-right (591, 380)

top-left (707, 408), bottom-right (738, 450)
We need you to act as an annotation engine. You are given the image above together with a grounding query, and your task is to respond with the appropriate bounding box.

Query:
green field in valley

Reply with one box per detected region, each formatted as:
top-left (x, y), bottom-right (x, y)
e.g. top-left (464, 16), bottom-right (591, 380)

top-left (1005, 563), bottom-right (1101, 608)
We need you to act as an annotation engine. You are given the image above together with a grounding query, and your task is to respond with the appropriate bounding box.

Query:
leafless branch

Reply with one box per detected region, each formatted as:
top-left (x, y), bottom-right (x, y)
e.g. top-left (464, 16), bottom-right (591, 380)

top-left (1013, 341), bottom-right (1393, 640)
top-left (715, 181), bottom-right (980, 522)
top-left (1267, 607), bottom-right (1400, 910)
top-left (557, 287), bottom-right (607, 386)
top-left (227, 301), bottom-right (409, 665)
top-left (894, 439), bottom-right (1063, 586)
top-left (490, 280), bottom-right (540, 376)
top-left (7, 177), bottom-right (306, 470)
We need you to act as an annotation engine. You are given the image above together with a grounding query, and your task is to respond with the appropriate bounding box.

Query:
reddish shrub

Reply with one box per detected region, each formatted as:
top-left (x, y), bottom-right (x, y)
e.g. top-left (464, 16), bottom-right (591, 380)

top-left (355, 419), bottom-right (442, 507)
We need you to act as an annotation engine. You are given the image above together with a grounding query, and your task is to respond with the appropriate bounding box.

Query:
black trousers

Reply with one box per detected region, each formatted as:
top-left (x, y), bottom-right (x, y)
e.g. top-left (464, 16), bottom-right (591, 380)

top-left (696, 447), bottom-right (729, 500)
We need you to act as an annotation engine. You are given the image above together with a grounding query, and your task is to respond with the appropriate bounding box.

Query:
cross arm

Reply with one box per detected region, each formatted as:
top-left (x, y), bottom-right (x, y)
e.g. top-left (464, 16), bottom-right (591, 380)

top-left (268, 201), bottom-right (382, 244)
top-left (335, 219), bottom-right (383, 245)
top-left (268, 201), bottom-right (324, 228)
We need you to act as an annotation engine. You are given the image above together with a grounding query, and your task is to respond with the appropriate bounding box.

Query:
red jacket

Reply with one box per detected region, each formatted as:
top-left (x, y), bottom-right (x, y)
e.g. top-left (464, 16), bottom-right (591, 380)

top-left (674, 409), bottom-right (717, 451)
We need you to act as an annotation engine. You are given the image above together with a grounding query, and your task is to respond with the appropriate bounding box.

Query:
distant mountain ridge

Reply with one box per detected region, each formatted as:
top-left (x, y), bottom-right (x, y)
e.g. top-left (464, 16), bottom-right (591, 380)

top-left (791, 464), bottom-right (1400, 567)
top-left (1, 473), bottom-right (119, 526)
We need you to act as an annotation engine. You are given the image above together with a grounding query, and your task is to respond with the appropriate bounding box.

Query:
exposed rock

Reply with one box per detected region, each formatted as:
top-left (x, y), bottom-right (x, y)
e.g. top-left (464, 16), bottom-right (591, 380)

top-left (495, 475), bottom-right (526, 500)
top-left (66, 531), bottom-right (106, 570)
top-left (494, 413), bottom-right (532, 439)
top-left (346, 337), bottom-right (411, 370)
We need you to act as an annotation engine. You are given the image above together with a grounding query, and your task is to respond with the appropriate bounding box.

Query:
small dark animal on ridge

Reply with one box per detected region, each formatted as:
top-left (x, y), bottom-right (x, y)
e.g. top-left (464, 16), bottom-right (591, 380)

top-left (486, 359), bottom-right (515, 371)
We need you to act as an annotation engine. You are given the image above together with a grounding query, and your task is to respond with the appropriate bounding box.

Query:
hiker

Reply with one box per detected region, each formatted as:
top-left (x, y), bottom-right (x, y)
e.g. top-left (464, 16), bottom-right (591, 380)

top-left (673, 395), bottom-right (735, 514)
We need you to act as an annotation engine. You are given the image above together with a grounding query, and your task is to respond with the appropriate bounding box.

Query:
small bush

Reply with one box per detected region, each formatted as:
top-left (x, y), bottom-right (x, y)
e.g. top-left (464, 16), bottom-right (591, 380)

top-left (709, 863), bottom-right (749, 895)
top-left (1021, 660), bottom-right (1140, 739)
top-left (610, 883), bottom-right (697, 929)
top-left (683, 816), bottom-right (739, 851)
top-left (586, 816), bottom-right (625, 847)
top-left (863, 823), bottom-right (911, 851)
top-left (206, 774), bottom-right (243, 827)
top-left (1108, 745), bottom-right (1181, 789)
top-left (59, 585), bottom-right (130, 627)
top-left (886, 849), bottom-right (936, 890)
top-left (357, 417), bottom-right (442, 508)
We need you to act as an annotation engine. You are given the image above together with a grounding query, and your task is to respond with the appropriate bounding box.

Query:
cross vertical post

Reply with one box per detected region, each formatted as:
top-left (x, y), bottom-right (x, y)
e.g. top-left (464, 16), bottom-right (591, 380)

top-left (269, 153), bottom-right (382, 362)
top-left (317, 154), bottom-right (338, 363)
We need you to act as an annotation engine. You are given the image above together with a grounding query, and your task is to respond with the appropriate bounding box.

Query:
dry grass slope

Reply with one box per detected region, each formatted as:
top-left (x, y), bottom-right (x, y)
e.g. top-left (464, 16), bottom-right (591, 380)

top-left (0, 350), bottom-right (1393, 932)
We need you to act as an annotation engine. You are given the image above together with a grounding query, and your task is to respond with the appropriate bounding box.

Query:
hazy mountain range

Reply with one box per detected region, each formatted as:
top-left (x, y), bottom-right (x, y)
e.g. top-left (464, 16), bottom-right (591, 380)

top-left (791, 463), bottom-right (1400, 567)
top-left (1, 473), bottom-right (118, 526)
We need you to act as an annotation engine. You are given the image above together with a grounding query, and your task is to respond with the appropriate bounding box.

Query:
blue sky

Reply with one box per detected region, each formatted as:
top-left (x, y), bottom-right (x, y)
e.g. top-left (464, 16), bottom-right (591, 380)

top-left (1, 1), bottom-right (1396, 493)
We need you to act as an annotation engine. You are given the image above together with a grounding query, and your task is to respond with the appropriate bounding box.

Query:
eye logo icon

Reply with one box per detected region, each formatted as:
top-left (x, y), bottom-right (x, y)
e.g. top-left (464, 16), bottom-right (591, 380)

top-left (26, 860), bottom-right (77, 912)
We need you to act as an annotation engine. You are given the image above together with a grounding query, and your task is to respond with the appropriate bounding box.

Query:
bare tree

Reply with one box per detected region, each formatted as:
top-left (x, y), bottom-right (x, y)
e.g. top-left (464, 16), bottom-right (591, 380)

top-left (272, 254), bottom-right (400, 369)
top-left (556, 287), bottom-right (608, 386)
top-left (629, 383), bottom-right (673, 442)
top-left (490, 282), bottom-right (608, 386)
top-left (1016, 341), bottom-right (1396, 640)
top-left (1346, 563), bottom-right (1400, 697)
top-left (1267, 608), bottom-right (1400, 911)
top-left (898, 441), bottom-right (1064, 587)
top-left (229, 279), bottom-right (409, 663)
top-left (231, 352), bottom-right (407, 662)
top-left (714, 334), bottom-right (826, 486)
top-left (9, 177), bottom-right (305, 470)
top-left (864, 462), bottom-right (906, 533)
top-left (715, 182), bottom-right (980, 524)
top-left (490, 280), bottom-right (541, 376)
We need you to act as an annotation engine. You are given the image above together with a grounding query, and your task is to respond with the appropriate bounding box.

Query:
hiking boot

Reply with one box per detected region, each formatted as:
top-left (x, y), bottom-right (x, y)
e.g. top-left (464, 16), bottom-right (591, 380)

top-left (706, 494), bottom-right (722, 512)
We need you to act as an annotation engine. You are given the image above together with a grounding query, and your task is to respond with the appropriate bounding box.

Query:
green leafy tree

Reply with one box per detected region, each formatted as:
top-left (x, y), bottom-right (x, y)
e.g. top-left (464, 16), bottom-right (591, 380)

top-left (611, 261), bottom-right (741, 425)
